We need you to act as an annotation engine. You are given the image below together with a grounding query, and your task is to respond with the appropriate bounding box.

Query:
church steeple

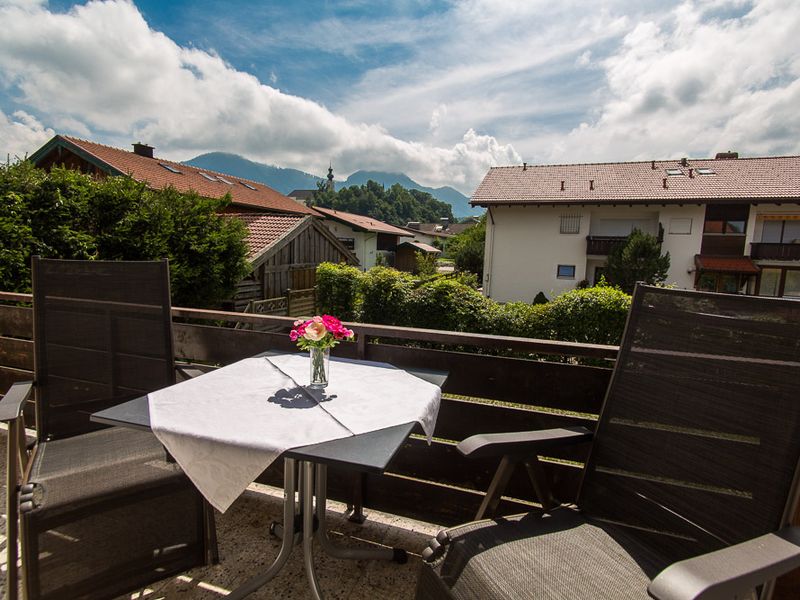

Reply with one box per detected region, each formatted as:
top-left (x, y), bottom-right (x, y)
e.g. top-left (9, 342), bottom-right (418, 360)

top-left (327, 163), bottom-right (335, 192)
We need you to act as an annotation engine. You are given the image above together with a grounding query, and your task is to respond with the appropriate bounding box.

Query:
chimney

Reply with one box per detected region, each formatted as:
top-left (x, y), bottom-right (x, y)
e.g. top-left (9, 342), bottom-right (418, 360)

top-left (132, 142), bottom-right (154, 158)
top-left (663, 178), bottom-right (668, 189)
top-left (651, 160), bottom-right (656, 170)
top-left (406, 221), bottom-right (421, 230)
top-left (688, 168), bottom-right (694, 178)
top-left (680, 157), bottom-right (688, 167)
top-left (523, 162), bottom-right (527, 171)
top-left (589, 179), bottom-right (594, 191)
top-left (715, 151), bottom-right (739, 160)
top-left (560, 180), bottom-right (565, 191)
top-left (440, 217), bottom-right (450, 230)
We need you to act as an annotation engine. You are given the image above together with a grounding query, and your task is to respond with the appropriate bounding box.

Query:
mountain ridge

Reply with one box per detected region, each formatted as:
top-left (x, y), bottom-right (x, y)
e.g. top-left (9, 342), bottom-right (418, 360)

top-left (184, 152), bottom-right (476, 218)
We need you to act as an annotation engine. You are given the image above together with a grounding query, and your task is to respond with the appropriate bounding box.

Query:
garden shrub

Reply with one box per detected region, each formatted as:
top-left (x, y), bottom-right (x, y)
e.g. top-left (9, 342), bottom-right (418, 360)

top-left (359, 267), bottom-right (414, 325)
top-left (493, 301), bottom-right (552, 339)
top-left (546, 284), bottom-right (631, 345)
top-left (406, 278), bottom-right (494, 332)
top-left (316, 262), bottom-right (362, 321)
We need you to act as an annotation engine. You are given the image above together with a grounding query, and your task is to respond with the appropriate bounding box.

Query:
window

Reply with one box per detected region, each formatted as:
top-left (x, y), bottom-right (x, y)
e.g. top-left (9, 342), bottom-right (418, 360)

top-left (702, 205), bottom-right (748, 235)
top-left (557, 264), bottom-right (576, 279)
top-left (665, 168), bottom-right (684, 176)
top-left (696, 168), bottom-right (716, 175)
top-left (669, 218), bottom-right (692, 234)
top-left (159, 163), bottom-right (182, 174)
top-left (560, 214), bottom-right (581, 234)
top-left (338, 238), bottom-right (356, 250)
top-left (199, 172), bottom-right (217, 181)
top-left (758, 268), bottom-right (781, 297)
top-left (761, 219), bottom-right (800, 243)
top-left (240, 181), bottom-right (257, 190)
top-left (217, 176), bottom-right (233, 185)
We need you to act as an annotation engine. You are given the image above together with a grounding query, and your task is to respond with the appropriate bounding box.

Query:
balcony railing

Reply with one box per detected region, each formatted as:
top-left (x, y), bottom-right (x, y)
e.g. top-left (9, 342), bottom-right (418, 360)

top-left (586, 236), bottom-right (626, 255)
top-left (750, 242), bottom-right (800, 261)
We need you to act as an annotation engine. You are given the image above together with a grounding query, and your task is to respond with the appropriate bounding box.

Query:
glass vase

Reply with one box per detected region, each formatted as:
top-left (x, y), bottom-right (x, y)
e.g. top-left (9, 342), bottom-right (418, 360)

top-left (309, 347), bottom-right (330, 389)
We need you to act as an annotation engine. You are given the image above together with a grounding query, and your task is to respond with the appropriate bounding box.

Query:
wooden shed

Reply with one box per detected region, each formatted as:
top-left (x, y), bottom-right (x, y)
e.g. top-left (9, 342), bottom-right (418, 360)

top-left (394, 240), bottom-right (441, 273)
top-left (232, 214), bottom-right (358, 312)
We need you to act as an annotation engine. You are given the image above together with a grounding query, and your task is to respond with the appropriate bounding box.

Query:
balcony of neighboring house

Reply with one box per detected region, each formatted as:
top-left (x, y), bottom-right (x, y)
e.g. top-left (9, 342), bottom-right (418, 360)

top-left (750, 217), bottom-right (800, 260)
top-left (585, 215), bottom-right (661, 256)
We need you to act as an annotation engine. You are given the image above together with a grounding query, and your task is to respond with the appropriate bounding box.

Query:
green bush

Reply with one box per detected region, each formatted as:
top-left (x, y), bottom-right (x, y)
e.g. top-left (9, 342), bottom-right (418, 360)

top-left (406, 278), bottom-right (494, 332)
top-left (493, 302), bottom-right (551, 339)
top-left (359, 267), bottom-right (414, 325)
top-left (316, 262), bottom-right (362, 321)
top-left (546, 284), bottom-right (631, 345)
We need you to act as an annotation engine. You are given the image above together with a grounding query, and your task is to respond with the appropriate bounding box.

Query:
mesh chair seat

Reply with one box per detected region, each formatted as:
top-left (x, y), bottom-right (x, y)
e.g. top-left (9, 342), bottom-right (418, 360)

top-left (28, 427), bottom-right (184, 513)
top-left (417, 509), bottom-right (669, 600)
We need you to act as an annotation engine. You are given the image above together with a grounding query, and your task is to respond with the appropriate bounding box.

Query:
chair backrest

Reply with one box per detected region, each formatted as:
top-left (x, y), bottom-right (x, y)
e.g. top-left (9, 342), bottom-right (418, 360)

top-left (579, 285), bottom-right (800, 564)
top-left (32, 257), bottom-right (176, 441)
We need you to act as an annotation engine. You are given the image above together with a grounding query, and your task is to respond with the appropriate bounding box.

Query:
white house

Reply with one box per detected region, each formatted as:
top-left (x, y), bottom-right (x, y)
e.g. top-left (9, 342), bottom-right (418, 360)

top-left (314, 207), bottom-right (413, 270)
top-left (471, 154), bottom-right (800, 302)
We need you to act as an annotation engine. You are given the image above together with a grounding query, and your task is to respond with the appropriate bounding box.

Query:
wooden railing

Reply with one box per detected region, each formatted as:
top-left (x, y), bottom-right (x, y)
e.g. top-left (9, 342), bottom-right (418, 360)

top-left (750, 242), bottom-right (800, 261)
top-left (586, 235), bottom-right (626, 255)
top-left (0, 290), bottom-right (614, 526)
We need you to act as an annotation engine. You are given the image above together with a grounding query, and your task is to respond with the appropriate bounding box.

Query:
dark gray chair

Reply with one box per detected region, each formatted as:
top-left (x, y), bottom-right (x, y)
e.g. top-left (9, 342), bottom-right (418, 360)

top-left (417, 285), bottom-right (800, 600)
top-left (1, 258), bottom-right (217, 600)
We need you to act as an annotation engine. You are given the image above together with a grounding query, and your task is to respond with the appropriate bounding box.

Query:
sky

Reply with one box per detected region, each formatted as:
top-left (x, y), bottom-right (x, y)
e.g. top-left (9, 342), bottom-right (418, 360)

top-left (1, 0), bottom-right (799, 195)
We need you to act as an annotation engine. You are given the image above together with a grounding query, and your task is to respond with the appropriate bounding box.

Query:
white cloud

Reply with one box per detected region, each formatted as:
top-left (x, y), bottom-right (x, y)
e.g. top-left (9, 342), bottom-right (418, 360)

top-left (0, 109), bottom-right (54, 160)
top-left (546, 0), bottom-right (800, 161)
top-left (0, 0), bottom-right (517, 193)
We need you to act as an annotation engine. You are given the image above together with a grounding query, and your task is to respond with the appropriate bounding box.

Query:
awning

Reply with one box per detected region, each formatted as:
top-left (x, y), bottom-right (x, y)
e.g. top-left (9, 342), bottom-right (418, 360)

top-left (398, 241), bottom-right (441, 254)
top-left (694, 255), bottom-right (760, 275)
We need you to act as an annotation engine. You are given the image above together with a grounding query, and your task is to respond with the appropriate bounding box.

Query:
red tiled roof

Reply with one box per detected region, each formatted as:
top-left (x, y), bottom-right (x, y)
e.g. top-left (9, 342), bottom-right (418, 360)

top-left (229, 213), bottom-right (307, 259)
top-left (54, 136), bottom-right (316, 215)
top-left (398, 241), bottom-right (441, 254)
top-left (314, 207), bottom-right (412, 236)
top-left (472, 156), bottom-right (800, 206)
top-left (694, 255), bottom-right (760, 274)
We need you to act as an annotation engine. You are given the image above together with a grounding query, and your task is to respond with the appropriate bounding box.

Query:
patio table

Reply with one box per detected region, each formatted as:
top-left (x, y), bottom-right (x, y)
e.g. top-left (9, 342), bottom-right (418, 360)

top-left (91, 351), bottom-right (446, 600)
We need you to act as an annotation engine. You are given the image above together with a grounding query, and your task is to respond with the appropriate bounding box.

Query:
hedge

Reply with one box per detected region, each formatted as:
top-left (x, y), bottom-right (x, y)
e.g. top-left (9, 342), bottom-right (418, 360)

top-left (315, 262), bottom-right (632, 346)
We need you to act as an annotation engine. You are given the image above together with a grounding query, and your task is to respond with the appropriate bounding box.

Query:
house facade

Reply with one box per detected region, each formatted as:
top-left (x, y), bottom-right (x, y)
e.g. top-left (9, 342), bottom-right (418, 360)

top-left (314, 207), bottom-right (412, 270)
top-left (472, 154), bottom-right (800, 302)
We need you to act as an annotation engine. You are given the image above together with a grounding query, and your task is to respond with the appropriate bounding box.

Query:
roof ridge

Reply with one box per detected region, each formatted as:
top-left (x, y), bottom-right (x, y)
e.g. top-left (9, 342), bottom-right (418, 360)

top-left (491, 154), bottom-right (800, 170)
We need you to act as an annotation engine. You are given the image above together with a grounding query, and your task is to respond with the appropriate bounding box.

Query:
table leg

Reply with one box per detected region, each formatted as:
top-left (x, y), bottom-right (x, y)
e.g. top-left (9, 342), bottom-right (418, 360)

top-left (314, 464), bottom-right (407, 563)
top-left (302, 461), bottom-right (324, 600)
top-left (226, 458), bottom-right (298, 600)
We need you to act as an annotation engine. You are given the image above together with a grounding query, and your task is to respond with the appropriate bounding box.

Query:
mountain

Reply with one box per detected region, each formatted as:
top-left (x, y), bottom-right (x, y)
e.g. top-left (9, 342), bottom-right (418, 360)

top-left (183, 153), bottom-right (477, 218)
top-left (185, 152), bottom-right (323, 193)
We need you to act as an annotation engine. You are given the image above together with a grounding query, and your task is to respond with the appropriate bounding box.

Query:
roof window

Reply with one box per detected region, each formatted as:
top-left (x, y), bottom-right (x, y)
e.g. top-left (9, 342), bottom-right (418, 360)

top-left (217, 176), bottom-right (233, 185)
top-left (199, 172), bottom-right (217, 182)
top-left (696, 168), bottom-right (716, 175)
top-left (240, 181), bottom-right (257, 190)
top-left (665, 168), bottom-right (684, 176)
top-left (159, 163), bottom-right (182, 174)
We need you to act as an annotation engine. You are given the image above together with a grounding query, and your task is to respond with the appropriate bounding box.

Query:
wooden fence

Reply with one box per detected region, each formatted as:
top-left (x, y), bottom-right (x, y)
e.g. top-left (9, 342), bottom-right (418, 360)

top-left (239, 287), bottom-right (316, 324)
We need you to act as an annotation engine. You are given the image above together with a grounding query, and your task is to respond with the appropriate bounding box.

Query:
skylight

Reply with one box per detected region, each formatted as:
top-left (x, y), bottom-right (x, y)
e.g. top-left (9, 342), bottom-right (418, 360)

top-left (159, 163), bottom-right (182, 174)
top-left (665, 168), bottom-right (684, 176)
top-left (696, 168), bottom-right (716, 175)
top-left (199, 172), bottom-right (217, 182)
top-left (240, 181), bottom-right (257, 190)
top-left (217, 176), bottom-right (233, 185)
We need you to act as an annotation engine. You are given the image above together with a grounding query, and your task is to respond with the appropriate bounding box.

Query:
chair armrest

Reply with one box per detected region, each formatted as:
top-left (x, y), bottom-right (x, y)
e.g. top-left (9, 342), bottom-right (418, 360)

top-left (0, 381), bottom-right (33, 422)
top-left (648, 527), bottom-right (800, 600)
top-left (457, 426), bottom-right (593, 459)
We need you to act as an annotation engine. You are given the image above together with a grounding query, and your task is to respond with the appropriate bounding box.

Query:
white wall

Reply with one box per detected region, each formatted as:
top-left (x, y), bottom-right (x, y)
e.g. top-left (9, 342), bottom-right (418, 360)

top-left (484, 204), bottom-right (705, 302)
top-left (321, 221), bottom-right (377, 270)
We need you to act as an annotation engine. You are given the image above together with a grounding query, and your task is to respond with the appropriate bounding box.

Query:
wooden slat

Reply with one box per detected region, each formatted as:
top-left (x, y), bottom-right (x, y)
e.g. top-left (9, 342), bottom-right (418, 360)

top-left (0, 337), bottom-right (34, 370)
top-left (0, 366), bottom-right (33, 395)
top-left (0, 305), bottom-right (32, 338)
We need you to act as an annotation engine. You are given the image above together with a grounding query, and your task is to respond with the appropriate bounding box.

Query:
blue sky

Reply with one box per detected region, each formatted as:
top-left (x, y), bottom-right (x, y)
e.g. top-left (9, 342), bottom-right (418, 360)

top-left (1, 0), bottom-right (799, 194)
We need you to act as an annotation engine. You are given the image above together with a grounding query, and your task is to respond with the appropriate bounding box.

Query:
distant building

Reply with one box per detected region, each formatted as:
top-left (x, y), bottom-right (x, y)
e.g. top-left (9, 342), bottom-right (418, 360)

top-left (471, 154), bottom-right (800, 302)
top-left (402, 218), bottom-right (477, 249)
top-left (29, 135), bottom-right (357, 309)
top-left (395, 241), bottom-right (441, 273)
top-left (313, 207), bottom-right (413, 270)
top-left (288, 164), bottom-right (336, 205)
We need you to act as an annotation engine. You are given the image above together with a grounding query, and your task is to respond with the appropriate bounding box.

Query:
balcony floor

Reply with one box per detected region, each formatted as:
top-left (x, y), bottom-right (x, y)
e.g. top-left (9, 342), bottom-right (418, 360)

top-left (0, 429), bottom-right (442, 599)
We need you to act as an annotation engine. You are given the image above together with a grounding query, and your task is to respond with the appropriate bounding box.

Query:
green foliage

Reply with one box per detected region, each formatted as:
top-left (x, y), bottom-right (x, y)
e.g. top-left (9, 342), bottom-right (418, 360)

top-left (606, 229), bottom-right (670, 294)
top-left (0, 160), bottom-right (249, 307)
top-left (546, 284), bottom-right (631, 345)
top-left (359, 267), bottom-right (415, 325)
top-left (311, 181), bottom-right (453, 227)
top-left (447, 215), bottom-right (486, 278)
top-left (414, 251), bottom-right (438, 276)
top-left (315, 262), bottom-right (632, 345)
top-left (316, 262), bottom-right (362, 321)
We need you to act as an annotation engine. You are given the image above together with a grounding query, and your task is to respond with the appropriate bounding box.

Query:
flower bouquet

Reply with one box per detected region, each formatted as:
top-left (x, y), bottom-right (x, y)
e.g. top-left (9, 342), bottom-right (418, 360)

top-left (289, 315), bottom-right (354, 389)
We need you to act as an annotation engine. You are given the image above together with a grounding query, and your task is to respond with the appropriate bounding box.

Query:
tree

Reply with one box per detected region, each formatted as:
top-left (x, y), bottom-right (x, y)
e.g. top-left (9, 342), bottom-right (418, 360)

top-left (0, 160), bottom-right (249, 307)
top-left (446, 215), bottom-right (486, 278)
top-left (605, 228), bottom-right (670, 293)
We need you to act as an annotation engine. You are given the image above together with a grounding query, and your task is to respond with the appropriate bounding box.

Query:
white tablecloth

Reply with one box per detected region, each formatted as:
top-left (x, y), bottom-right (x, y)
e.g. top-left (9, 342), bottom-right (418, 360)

top-left (148, 354), bottom-right (442, 512)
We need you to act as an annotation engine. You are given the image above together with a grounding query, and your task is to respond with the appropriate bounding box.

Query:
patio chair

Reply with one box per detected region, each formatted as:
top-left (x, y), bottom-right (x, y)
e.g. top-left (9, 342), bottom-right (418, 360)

top-left (417, 285), bottom-right (800, 600)
top-left (1, 258), bottom-right (217, 600)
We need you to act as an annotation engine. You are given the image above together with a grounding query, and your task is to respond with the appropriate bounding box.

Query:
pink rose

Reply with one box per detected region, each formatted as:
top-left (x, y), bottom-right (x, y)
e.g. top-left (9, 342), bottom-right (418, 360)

top-left (303, 321), bottom-right (327, 342)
